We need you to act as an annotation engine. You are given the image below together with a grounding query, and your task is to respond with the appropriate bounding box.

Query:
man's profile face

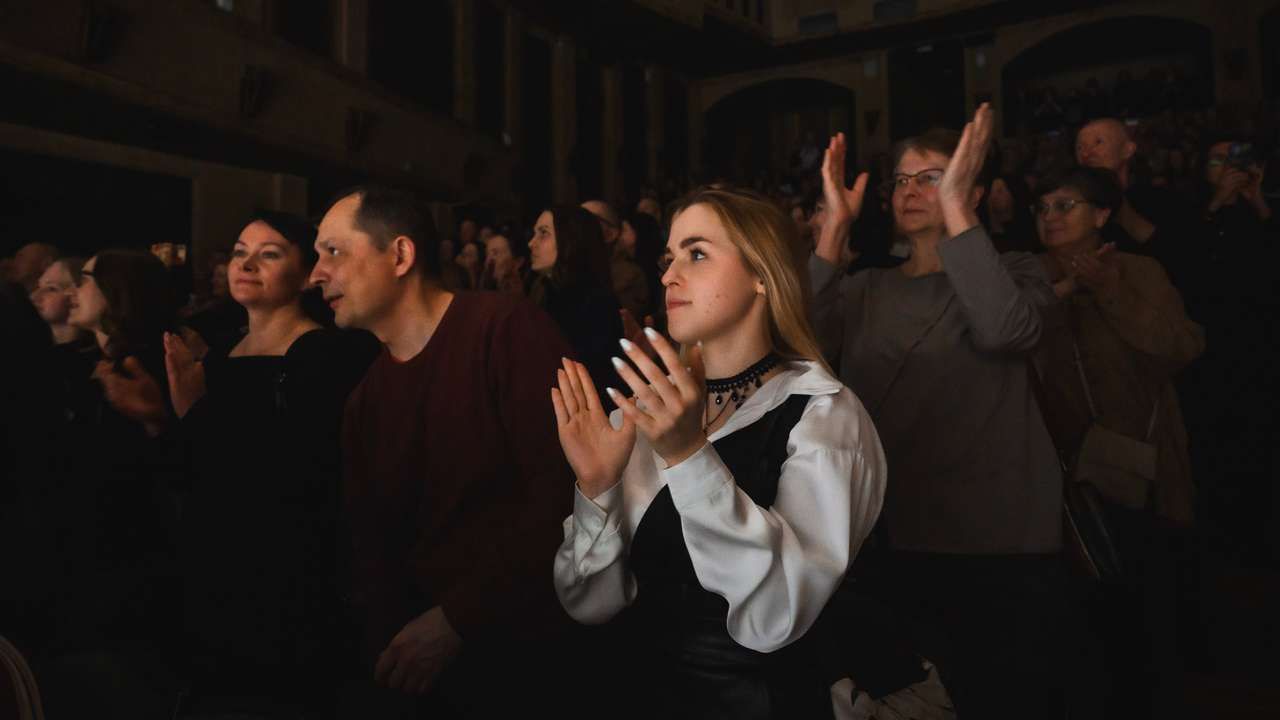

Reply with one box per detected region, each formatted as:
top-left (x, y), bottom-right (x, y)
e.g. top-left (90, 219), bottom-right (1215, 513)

top-left (311, 194), bottom-right (401, 330)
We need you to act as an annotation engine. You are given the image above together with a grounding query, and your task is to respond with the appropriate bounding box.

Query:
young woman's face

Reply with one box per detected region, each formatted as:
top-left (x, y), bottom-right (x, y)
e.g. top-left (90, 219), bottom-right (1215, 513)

top-left (229, 220), bottom-right (309, 309)
top-left (68, 256), bottom-right (108, 332)
top-left (661, 204), bottom-right (764, 345)
top-left (528, 210), bottom-right (558, 273)
top-left (31, 262), bottom-right (75, 325)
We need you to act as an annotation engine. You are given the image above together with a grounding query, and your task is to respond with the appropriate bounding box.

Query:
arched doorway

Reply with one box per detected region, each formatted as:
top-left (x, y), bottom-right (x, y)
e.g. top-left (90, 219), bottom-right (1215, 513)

top-left (1001, 16), bottom-right (1213, 135)
top-left (705, 78), bottom-right (855, 188)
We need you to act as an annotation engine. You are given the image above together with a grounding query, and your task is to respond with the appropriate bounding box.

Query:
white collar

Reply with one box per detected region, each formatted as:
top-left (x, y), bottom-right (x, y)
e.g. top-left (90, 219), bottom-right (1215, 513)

top-left (707, 360), bottom-right (842, 441)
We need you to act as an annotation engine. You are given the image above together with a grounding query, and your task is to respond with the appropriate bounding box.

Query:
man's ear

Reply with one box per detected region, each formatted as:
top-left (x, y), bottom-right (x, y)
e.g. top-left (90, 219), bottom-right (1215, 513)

top-left (392, 235), bottom-right (417, 278)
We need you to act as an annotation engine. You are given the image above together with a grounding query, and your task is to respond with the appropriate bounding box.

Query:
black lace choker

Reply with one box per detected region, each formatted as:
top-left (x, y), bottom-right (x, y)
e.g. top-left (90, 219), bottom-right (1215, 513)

top-left (706, 352), bottom-right (781, 408)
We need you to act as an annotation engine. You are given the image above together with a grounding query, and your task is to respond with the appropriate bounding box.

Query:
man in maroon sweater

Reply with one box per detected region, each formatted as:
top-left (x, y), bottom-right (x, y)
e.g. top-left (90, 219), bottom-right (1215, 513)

top-left (311, 186), bottom-right (574, 716)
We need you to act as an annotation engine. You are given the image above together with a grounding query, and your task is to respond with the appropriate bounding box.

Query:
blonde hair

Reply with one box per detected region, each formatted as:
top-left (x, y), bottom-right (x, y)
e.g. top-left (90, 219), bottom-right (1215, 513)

top-left (669, 186), bottom-right (831, 374)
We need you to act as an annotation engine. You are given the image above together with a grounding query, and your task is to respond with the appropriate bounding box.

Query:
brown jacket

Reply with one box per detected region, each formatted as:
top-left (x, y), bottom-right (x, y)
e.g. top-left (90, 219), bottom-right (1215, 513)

top-left (1034, 252), bottom-right (1204, 527)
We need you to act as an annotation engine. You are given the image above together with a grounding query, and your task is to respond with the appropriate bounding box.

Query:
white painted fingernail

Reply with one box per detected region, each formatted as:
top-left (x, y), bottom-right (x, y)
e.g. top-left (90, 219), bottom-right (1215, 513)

top-left (605, 387), bottom-right (621, 400)
top-left (611, 357), bottom-right (627, 372)
top-left (619, 338), bottom-right (635, 352)
top-left (642, 327), bottom-right (659, 341)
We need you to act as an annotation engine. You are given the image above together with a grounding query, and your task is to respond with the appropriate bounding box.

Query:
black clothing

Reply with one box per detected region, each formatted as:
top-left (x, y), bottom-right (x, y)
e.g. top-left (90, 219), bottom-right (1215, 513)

top-left (539, 282), bottom-right (624, 399)
top-left (184, 298), bottom-right (249, 353)
top-left (177, 328), bottom-right (378, 711)
top-left (618, 394), bottom-right (835, 719)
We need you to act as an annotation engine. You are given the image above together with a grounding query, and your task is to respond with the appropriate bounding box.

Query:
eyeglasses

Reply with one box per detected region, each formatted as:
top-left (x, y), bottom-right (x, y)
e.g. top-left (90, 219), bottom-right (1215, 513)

top-left (1031, 198), bottom-right (1091, 216)
top-left (887, 168), bottom-right (945, 193)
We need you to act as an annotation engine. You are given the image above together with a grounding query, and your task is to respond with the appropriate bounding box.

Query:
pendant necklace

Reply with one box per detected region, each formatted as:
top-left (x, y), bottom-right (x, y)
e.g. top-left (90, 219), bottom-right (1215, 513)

top-left (702, 351), bottom-right (781, 432)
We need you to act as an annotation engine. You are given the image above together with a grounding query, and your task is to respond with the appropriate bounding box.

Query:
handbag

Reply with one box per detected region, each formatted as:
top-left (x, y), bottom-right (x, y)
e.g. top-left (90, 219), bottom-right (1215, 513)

top-left (1026, 357), bottom-right (1126, 584)
top-left (1069, 335), bottom-right (1159, 511)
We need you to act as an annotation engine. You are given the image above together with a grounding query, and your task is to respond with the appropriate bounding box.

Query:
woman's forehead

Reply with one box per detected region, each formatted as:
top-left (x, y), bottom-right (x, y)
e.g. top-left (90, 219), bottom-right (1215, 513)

top-left (1041, 186), bottom-right (1085, 199)
top-left (668, 204), bottom-right (725, 245)
top-left (896, 148), bottom-right (949, 173)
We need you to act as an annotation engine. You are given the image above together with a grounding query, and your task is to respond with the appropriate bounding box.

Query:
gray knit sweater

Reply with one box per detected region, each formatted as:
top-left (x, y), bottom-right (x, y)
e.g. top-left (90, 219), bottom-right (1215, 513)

top-left (809, 226), bottom-right (1062, 554)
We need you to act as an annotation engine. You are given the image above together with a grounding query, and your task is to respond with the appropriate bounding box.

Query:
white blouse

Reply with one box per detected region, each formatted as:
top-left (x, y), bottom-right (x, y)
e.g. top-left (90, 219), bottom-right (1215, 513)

top-left (553, 360), bottom-right (887, 653)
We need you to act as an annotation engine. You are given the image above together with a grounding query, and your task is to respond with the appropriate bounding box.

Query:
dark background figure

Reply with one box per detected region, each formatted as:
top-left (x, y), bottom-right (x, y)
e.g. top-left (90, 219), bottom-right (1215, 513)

top-left (529, 204), bottom-right (625, 401)
top-left (22, 249), bottom-right (184, 719)
top-left (1182, 135), bottom-right (1277, 566)
top-left (480, 227), bottom-right (531, 295)
top-left (983, 172), bottom-right (1040, 253)
top-left (620, 209), bottom-right (666, 321)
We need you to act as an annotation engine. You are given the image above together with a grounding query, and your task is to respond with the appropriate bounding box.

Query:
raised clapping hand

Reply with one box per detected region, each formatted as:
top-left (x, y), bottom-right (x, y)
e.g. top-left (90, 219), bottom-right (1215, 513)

top-left (816, 132), bottom-right (869, 265)
top-left (553, 357), bottom-right (638, 500)
top-left (93, 357), bottom-right (168, 437)
top-left (937, 102), bottom-right (995, 237)
top-left (609, 328), bottom-right (708, 469)
top-left (552, 329), bottom-right (709, 499)
top-left (1070, 242), bottom-right (1121, 296)
top-left (163, 331), bottom-right (206, 419)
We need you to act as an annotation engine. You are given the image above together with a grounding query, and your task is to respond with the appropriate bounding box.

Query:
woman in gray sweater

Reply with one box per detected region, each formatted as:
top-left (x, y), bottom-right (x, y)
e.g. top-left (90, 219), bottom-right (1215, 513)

top-left (808, 105), bottom-right (1071, 719)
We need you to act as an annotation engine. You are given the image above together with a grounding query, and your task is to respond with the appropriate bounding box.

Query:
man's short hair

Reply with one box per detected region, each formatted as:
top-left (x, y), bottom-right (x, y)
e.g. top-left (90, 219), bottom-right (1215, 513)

top-left (1034, 166), bottom-right (1124, 214)
top-left (329, 185), bottom-right (440, 277)
top-left (1080, 117), bottom-right (1132, 140)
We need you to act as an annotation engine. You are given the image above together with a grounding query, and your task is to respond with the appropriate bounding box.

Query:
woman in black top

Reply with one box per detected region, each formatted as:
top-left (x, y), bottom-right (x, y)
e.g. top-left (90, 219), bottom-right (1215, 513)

top-left (162, 212), bottom-right (379, 717)
top-left (32, 249), bottom-right (184, 718)
top-left (528, 205), bottom-right (624, 398)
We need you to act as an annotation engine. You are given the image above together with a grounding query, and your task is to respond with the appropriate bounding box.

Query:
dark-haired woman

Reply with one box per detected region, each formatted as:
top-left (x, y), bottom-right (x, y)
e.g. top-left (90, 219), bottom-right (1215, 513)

top-left (529, 205), bottom-right (625, 398)
top-left (160, 212), bottom-right (380, 717)
top-left (33, 248), bottom-right (184, 717)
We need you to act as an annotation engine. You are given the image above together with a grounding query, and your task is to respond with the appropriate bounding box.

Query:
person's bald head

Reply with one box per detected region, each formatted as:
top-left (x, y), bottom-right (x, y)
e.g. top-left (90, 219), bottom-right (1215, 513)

top-left (1076, 118), bottom-right (1137, 176)
top-left (581, 200), bottom-right (620, 245)
top-left (7, 242), bottom-right (59, 292)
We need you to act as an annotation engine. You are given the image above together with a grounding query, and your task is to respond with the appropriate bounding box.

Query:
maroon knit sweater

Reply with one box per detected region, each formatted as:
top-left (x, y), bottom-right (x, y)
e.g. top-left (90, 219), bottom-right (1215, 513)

top-left (341, 292), bottom-right (576, 660)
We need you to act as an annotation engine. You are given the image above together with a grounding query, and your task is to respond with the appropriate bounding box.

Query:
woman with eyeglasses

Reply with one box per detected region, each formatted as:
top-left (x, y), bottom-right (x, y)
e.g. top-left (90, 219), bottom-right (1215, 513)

top-left (1031, 165), bottom-right (1203, 718)
top-left (29, 257), bottom-right (99, 410)
top-left (808, 105), bottom-right (1072, 718)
